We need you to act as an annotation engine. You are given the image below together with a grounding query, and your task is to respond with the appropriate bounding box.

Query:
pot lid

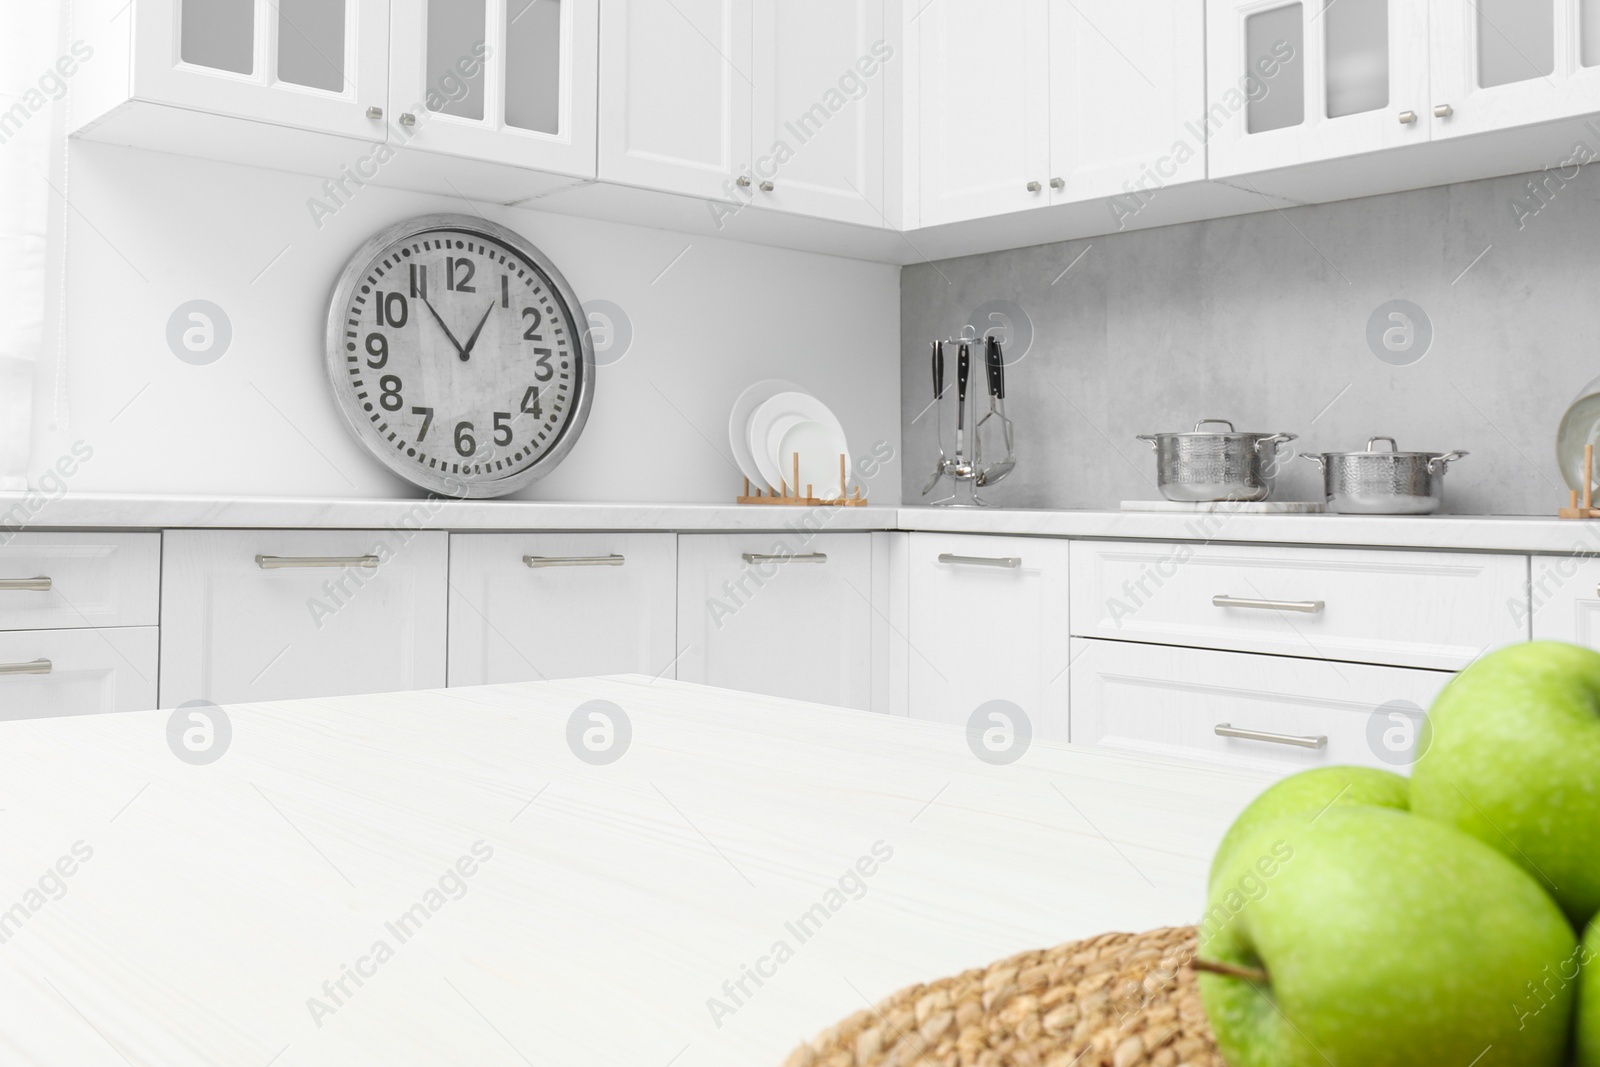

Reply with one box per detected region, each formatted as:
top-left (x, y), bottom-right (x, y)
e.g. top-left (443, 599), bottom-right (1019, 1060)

top-left (1315, 436), bottom-right (1459, 459)
top-left (1141, 419), bottom-right (1293, 439)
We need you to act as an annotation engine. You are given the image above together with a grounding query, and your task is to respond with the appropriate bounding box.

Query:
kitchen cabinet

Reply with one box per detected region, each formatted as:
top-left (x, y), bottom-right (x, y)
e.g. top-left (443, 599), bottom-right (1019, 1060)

top-left (904, 533), bottom-right (1071, 741)
top-left (159, 530), bottom-right (448, 707)
top-left (447, 533), bottom-right (677, 685)
top-left (0, 533), bottom-right (160, 632)
top-left (675, 532), bottom-right (875, 710)
top-left (0, 628), bottom-right (160, 719)
top-left (1206, 0), bottom-right (1432, 179)
top-left (1069, 638), bottom-right (1451, 774)
top-left (1530, 553), bottom-right (1600, 646)
top-left (389, 0), bottom-right (598, 176)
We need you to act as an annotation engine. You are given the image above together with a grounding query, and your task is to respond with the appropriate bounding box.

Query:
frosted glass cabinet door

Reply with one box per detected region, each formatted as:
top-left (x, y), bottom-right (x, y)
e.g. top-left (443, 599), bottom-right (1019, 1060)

top-left (1206, 0), bottom-right (1430, 179)
top-left (1429, 0), bottom-right (1600, 139)
top-left (133, 0), bottom-right (390, 138)
top-left (388, 0), bottom-right (599, 175)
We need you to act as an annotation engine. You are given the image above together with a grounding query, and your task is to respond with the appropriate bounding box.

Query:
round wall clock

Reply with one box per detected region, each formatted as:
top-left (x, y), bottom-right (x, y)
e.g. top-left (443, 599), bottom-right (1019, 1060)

top-left (325, 213), bottom-right (594, 498)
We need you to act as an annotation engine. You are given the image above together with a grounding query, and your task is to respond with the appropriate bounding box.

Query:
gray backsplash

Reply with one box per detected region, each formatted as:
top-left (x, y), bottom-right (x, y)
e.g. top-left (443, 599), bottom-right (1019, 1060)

top-left (900, 167), bottom-right (1600, 516)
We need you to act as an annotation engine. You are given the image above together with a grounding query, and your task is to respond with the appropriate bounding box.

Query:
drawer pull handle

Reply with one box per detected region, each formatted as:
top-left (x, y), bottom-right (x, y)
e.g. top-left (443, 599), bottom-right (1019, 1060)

top-left (255, 555), bottom-right (381, 570)
top-left (938, 553), bottom-right (1021, 569)
top-left (1212, 594), bottom-right (1324, 614)
top-left (0, 659), bottom-right (51, 677)
top-left (1215, 723), bottom-right (1327, 750)
top-left (524, 554), bottom-right (625, 568)
top-left (0, 577), bottom-right (52, 591)
top-left (742, 552), bottom-right (827, 564)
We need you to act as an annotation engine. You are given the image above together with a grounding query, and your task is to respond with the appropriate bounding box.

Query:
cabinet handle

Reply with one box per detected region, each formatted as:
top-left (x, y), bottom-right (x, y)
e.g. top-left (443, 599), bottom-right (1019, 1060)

top-left (366, 106), bottom-right (384, 120)
top-left (1049, 177), bottom-right (1065, 189)
top-left (0, 577), bottom-right (52, 592)
top-left (1215, 723), bottom-right (1327, 750)
top-left (1026, 181), bottom-right (1042, 193)
top-left (736, 175), bottom-right (752, 188)
top-left (759, 180), bottom-right (775, 192)
top-left (256, 555), bottom-right (381, 570)
top-left (524, 554), bottom-right (625, 568)
top-left (1398, 110), bottom-right (1417, 124)
top-left (742, 552), bottom-right (827, 564)
top-left (1212, 594), bottom-right (1324, 614)
top-left (0, 659), bottom-right (51, 677)
top-left (399, 112), bottom-right (417, 126)
top-left (1433, 104), bottom-right (1453, 118)
top-left (938, 553), bottom-right (1021, 569)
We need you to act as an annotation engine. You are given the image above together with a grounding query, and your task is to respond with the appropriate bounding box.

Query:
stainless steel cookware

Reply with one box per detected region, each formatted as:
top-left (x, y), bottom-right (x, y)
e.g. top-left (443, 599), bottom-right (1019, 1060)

top-left (1301, 436), bottom-right (1466, 515)
top-left (1136, 419), bottom-right (1297, 502)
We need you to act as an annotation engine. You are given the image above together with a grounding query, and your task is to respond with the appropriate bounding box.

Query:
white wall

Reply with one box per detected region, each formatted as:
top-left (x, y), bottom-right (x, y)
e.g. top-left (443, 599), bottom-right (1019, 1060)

top-left (29, 143), bottom-right (903, 503)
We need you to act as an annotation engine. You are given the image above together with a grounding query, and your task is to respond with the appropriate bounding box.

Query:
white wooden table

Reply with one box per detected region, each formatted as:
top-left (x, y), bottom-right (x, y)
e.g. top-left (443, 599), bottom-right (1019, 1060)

top-left (0, 677), bottom-right (1274, 1066)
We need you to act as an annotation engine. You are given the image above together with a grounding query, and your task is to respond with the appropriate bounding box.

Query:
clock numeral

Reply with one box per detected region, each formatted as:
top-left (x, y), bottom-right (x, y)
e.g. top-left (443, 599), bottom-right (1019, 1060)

top-left (364, 332), bottom-right (388, 369)
top-left (446, 257), bottom-right (476, 293)
top-left (520, 386), bottom-right (543, 419)
top-left (501, 274), bottom-right (510, 309)
top-left (377, 291), bottom-right (408, 328)
top-left (533, 347), bottom-right (554, 383)
top-left (378, 374), bottom-right (404, 412)
top-left (409, 263), bottom-right (428, 299)
top-left (454, 420), bottom-right (477, 457)
top-left (412, 406), bottom-right (434, 441)
top-left (493, 411), bottom-right (513, 446)
top-left (522, 307), bottom-right (543, 340)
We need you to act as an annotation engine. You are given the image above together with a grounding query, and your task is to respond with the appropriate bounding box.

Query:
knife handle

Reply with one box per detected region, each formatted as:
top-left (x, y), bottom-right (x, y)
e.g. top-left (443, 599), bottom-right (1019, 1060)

top-left (932, 341), bottom-right (945, 399)
top-left (987, 338), bottom-right (1006, 400)
top-left (957, 343), bottom-right (970, 404)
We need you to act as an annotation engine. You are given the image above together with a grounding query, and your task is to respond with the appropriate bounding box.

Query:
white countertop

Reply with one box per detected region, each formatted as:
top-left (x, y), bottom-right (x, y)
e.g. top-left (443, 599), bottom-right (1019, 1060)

top-left (6, 491), bottom-right (1600, 553)
top-left (0, 677), bottom-right (1271, 1067)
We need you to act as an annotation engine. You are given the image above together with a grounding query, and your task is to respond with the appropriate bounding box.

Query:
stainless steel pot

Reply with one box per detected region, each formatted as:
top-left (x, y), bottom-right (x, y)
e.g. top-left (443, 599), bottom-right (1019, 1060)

top-left (1136, 419), bottom-right (1297, 502)
top-left (1301, 436), bottom-right (1467, 515)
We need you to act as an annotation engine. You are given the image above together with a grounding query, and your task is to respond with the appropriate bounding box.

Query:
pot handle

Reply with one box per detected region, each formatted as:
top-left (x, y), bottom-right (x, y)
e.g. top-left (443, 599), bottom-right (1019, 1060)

top-left (1299, 453), bottom-right (1326, 471)
top-left (1254, 432), bottom-right (1298, 454)
top-left (1427, 450), bottom-right (1468, 474)
top-left (1135, 434), bottom-right (1160, 452)
top-left (1194, 419), bottom-right (1236, 433)
top-left (1366, 436), bottom-right (1399, 453)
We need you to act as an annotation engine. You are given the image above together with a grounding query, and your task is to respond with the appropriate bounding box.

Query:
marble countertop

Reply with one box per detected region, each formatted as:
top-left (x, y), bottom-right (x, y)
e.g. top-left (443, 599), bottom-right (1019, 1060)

top-left (0, 676), bottom-right (1271, 1067)
top-left (5, 491), bottom-right (1600, 553)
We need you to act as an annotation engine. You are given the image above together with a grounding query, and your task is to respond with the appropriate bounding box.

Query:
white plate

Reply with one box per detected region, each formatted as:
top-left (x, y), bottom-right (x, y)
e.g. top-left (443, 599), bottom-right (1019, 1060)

top-left (749, 392), bottom-right (850, 498)
top-left (728, 379), bottom-right (805, 486)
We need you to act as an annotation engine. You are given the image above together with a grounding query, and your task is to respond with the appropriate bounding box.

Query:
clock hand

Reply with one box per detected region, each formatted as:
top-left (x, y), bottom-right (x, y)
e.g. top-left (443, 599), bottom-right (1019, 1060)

top-left (459, 301), bottom-right (497, 361)
top-left (421, 296), bottom-right (468, 360)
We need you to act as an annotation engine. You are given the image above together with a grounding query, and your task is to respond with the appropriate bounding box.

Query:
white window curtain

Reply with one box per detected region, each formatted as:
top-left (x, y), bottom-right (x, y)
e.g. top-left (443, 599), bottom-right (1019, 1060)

top-left (0, 1), bottom-right (65, 490)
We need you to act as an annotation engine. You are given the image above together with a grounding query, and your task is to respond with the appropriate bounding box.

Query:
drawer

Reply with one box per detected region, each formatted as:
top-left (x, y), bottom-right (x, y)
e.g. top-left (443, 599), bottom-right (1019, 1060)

top-left (0, 627), bottom-right (160, 718)
top-left (1069, 638), bottom-right (1450, 774)
top-left (448, 533), bottom-right (677, 685)
top-left (0, 533), bottom-right (161, 631)
top-left (1530, 554), bottom-right (1600, 646)
top-left (1069, 540), bottom-right (1527, 670)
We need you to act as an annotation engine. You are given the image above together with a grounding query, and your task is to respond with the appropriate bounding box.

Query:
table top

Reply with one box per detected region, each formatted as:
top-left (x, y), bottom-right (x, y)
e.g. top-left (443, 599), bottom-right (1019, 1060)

top-left (0, 677), bottom-right (1274, 1067)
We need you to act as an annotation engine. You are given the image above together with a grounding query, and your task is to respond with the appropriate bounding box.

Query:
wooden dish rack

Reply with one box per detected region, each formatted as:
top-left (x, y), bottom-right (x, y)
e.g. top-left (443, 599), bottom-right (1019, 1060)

top-left (738, 452), bottom-right (866, 507)
top-left (1561, 444), bottom-right (1600, 519)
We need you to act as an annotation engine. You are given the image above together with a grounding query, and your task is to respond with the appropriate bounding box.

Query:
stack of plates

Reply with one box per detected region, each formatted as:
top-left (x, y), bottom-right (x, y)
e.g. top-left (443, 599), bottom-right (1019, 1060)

top-left (729, 380), bottom-right (852, 499)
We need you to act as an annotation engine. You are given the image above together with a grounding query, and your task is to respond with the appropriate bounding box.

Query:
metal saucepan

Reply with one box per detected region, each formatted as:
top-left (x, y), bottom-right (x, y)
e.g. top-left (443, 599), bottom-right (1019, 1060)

top-left (1137, 419), bottom-right (1297, 502)
top-left (1301, 436), bottom-right (1467, 514)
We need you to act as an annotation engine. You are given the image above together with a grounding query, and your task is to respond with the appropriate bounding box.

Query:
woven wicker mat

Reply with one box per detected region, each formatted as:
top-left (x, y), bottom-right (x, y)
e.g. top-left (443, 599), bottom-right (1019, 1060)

top-left (781, 926), bottom-right (1222, 1067)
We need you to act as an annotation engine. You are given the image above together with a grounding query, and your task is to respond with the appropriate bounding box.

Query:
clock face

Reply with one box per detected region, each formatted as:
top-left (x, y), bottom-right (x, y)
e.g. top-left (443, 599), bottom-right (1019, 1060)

top-left (325, 214), bottom-right (594, 498)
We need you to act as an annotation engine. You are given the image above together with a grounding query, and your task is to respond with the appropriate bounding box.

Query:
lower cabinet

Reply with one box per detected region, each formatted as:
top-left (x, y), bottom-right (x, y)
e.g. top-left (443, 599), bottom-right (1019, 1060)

top-left (1069, 638), bottom-right (1451, 774)
top-left (447, 533), bottom-right (678, 685)
top-left (0, 627), bottom-right (159, 718)
top-left (675, 532), bottom-right (875, 710)
top-left (905, 532), bottom-right (1071, 741)
top-left (159, 529), bottom-right (448, 707)
top-left (1530, 554), bottom-right (1600, 646)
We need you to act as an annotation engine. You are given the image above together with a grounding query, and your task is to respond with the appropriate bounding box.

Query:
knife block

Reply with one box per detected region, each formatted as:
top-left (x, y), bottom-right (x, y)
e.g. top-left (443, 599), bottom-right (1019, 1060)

top-left (736, 452), bottom-right (867, 507)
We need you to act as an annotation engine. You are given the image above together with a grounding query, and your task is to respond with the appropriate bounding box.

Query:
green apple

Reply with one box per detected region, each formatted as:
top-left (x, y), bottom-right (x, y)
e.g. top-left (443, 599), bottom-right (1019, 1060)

top-left (1199, 806), bottom-right (1575, 1067)
top-left (1577, 913), bottom-right (1600, 1066)
top-left (1209, 765), bottom-right (1409, 893)
top-left (1409, 640), bottom-right (1600, 927)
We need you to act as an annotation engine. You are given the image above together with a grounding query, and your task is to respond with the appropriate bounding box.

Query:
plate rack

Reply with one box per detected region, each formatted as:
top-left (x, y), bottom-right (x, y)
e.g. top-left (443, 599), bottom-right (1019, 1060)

top-left (1561, 444), bottom-right (1600, 519)
top-left (738, 453), bottom-right (866, 507)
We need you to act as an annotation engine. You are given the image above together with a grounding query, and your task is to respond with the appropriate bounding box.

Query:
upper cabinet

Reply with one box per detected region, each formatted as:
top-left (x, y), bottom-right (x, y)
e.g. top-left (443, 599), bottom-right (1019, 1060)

top-left (390, 0), bottom-right (598, 174)
top-left (1206, 0), bottom-right (1431, 178)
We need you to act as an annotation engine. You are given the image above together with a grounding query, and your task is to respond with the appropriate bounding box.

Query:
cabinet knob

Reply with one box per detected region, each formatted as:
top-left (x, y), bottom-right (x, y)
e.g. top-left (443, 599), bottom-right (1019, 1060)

top-left (1398, 110), bottom-right (1417, 124)
top-left (1026, 181), bottom-right (1042, 193)
top-left (1433, 103), bottom-right (1453, 118)
top-left (736, 175), bottom-right (752, 188)
top-left (759, 180), bottom-right (774, 192)
top-left (399, 112), bottom-right (417, 126)
top-left (366, 106), bottom-right (384, 121)
top-left (1049, 177), bottom-right (1065, 190)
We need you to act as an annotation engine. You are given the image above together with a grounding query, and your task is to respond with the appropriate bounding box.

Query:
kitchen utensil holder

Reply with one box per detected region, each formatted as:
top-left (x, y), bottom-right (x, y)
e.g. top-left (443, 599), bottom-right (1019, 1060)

top-left (1560, 444), bottom-right (1600, 519)
top-left (925, 329), bottom-right (1014, 507)
top-left (737, 452), bottom-right (867, 507)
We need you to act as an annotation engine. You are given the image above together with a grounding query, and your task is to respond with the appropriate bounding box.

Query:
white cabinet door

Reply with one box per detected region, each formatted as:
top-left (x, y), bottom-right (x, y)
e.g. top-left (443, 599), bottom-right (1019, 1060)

top-left (1530, 553), bottom-right (1600, 645)
top-left (0, 533), bottom-right (160, 631)
top-left (905, 534), bottom-right (1071, 741)
top-left (1429, 0), bottom-right (1600, 139)
top-left (749, 0), bottom-right (886, 225)
top-left (159, 530), bottom-right (448, 707)
top-left (1206, 0), bottom-right (1431, 178)
top-left (913, 0), bottom-right (1051, 226)
top-left (1047, 0), bottom-right (1207, 206)
top-left (131, 0), bottom-right (390, 138)
top-left (599, 0), bottom-right (754, 199)
top-left (0, 628), bottom-right (160, 719)
top-left (448, 533), bottom-right (677, 685)
top-left (676, 533), bottom-right (873, 710)
top-left (389, 0), bottom-right (598, 175)
top-left (1070, 638), bottom-right (1451, 774)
